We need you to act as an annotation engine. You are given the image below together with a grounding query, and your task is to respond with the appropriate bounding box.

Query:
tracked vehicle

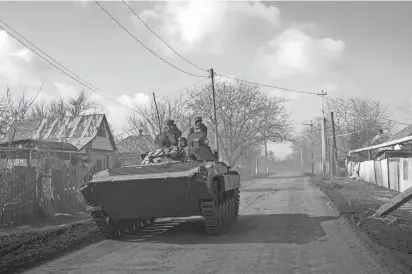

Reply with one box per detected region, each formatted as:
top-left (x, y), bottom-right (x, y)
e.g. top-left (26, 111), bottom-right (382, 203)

top-left (80, 131), bottom-right (241, 238)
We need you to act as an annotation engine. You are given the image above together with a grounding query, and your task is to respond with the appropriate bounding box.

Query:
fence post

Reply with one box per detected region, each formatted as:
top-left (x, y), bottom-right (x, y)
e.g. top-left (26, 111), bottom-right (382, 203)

top-left (387, 159), bottom-right (390, 190)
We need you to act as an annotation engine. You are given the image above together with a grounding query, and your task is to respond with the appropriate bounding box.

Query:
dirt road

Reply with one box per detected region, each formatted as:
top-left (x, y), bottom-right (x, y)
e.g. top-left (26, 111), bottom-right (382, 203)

top-left (24, 174), bottom-right (393, 274)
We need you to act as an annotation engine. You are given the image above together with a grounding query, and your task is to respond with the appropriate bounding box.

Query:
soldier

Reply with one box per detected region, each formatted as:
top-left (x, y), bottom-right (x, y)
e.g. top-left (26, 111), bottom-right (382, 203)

top-left (164, 119), bottom-right (182, 145)
top-left (169, 136), bottom-right (188, 160)
top-left (164, 119), bottom-right (174, 133)
top-left (154, 131), bottom-right (173, 148)
top-left (191, 117), bottom-right (207, 137)
top-left (171, 121), bottom-right (182, 140)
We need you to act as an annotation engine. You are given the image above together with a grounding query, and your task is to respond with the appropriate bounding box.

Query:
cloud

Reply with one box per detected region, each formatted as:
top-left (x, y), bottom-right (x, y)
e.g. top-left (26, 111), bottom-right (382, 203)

top-left (321, 82), bottom-right (339, 94)
top-left (73, 0), bottom-right (89, 7)
top-left (134, 1), bottom-right (345, 80)
top-left (271, 89), bottom-right (302, 100)
top-left (54, 82), bottom-right (81, 100)
top-left (256, 26), bottom-right (345, 78)
top-left (134, 0), bottom-right (281, 55)
top-left (117, 92), bottom-right (150, 108)
top-left (106, 92), bottom-right (151, 133)
top-left (0, 30), bottom-right (36, 88)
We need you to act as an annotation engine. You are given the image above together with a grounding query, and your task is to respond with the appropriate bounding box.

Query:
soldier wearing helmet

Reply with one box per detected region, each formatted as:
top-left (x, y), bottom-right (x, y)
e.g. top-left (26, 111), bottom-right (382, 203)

top-left (191, 116), bottom-right (207, 137)
top-left (164, 119), bottom-right (182, 146)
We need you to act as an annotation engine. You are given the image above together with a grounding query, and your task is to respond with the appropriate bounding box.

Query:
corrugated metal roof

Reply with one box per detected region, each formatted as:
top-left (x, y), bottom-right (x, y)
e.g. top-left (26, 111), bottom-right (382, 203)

top-left (1, 114), bottom-right (105, 150)
top-left (387, 125), bottom-right (412, 142)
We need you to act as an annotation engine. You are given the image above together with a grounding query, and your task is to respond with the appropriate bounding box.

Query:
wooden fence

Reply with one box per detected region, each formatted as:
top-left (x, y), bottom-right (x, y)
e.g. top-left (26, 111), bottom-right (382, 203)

top-left (0, 166), bottom-right (89, 225)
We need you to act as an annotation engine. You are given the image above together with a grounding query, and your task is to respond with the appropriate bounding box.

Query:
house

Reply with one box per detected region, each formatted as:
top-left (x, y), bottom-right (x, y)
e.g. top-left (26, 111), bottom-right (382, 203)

top-left (0, 114), bottom-right (117, 173)
top-left (369, 124), bottom-right (412, 160)
top-left (116, 129), bottom-right (155, 166)
top-left (369, 129), bottom-right (390, 146)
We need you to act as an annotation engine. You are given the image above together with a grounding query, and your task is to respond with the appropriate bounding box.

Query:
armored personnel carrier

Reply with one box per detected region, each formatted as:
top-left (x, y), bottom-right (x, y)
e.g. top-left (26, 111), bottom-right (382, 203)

top-left (80, 131), bottom-right (241, 238)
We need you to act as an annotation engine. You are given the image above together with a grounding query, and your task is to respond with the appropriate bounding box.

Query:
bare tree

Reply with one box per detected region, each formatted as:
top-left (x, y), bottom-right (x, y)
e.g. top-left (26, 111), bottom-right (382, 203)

top-left (289, 95), bottom-right (395, 172)
top-left (67, 90), bottom-right (99, 116)
top-left (186, 80), bottom-right (292, 167)
top-left (0, 84), bottom-right (45, 144)
top-left (30, 99), bottom-right (49, 118)
top-left (124, 93), bottom-right (191, 152)
top-left (31, 90), bottom-right (100, 119)
top-left (236, 143), bottom-right (263, 170)
top-left (47, 98), bottom-right (67, 119)
top-left (326, 95), bottom-right (395, 150)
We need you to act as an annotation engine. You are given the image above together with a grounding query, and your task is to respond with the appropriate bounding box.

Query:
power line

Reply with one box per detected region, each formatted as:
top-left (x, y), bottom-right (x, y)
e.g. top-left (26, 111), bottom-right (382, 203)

top-left (0, 19), bottom-right (207, 116)
top-left (0, 19), bottom-right (99, 92)
top-left (94, 1), bottom-right (208, 78)
top-left (215, 73), bottom-right (320, 95)
top-left (121, 0), bottom-right (207, 73)
top-left (0, 21), bottom-right (121, 106)
top-left (100, 0), bottom-right (324, 97)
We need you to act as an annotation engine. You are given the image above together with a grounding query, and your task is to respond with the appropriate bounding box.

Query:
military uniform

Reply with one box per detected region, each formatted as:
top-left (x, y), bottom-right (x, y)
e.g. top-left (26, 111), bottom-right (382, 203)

top-left (164, 119), bottom-right (182, 146)
top-left (191, 117), bottom-right (207, 137)
top-left (169, 137), bottom-right (188, 161)
top-left (154, 131), bottom-right (174, 148)
top-left (171, 123), bottom-right (182, 140)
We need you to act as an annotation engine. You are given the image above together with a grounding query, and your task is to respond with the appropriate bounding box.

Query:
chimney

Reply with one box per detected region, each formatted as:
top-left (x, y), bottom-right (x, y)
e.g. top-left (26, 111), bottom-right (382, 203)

top-left (138, 129), bottom-right (143, 136)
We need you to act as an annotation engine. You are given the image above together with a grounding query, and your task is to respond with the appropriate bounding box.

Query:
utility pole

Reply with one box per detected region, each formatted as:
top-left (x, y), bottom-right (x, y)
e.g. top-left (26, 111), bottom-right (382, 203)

top-left (331, 112), bottom-right (338, 177)
top-left (303, 120), bottom-right (315, 174)
top-left (210, 69), bottom-right (219, 155)
top-left (255, 154), bottom-right (259, 174)
top-left (319, 90), bottom-right (327, 179)
top-left (265, 141), bottom-right (269, 173)
top-left (324, 117), bottom-right (329, 178)
top-left (293, 153), bottom-right (296, 171)
top-left (264, 110), bottom-right (269, 173)
top-left (300, 146), bottom-right (304, 171)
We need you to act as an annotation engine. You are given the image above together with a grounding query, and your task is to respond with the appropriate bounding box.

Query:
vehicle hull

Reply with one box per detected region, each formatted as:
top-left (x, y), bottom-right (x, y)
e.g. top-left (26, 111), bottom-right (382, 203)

top-left (81, 175), bottom-right (213, 219)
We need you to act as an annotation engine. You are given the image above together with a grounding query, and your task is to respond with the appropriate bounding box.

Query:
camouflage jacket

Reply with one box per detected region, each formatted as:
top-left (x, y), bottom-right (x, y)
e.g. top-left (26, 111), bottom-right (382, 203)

top-left (190, 123), bottom-right (207, 136)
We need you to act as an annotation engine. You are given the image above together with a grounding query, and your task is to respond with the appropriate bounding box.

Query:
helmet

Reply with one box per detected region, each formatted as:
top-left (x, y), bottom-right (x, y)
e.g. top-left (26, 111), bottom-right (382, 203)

top-left (194, 117), bottom-right (202, 123)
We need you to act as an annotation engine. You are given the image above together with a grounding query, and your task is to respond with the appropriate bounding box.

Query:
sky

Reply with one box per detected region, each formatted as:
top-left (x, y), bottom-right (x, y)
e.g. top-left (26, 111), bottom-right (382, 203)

top-left (1, 1), bottom-right (412, 159)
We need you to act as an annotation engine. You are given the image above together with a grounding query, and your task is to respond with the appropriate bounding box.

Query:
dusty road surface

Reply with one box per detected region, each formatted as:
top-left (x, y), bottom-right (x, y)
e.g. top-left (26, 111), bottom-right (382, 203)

top-left (24, 173), bottom-right (393, 274)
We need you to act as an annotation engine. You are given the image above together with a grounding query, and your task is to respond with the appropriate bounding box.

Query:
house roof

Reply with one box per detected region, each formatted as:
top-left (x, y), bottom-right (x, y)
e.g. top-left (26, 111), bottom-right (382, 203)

top-left (387, 124), bottom-right (412, 142)
top-left (116, 135), bottom-right (155, 154)
top-left (369, 132), bottom-right (390, 146)
top-left (0, 139), bottom-right (78, 151)
top-left (0, 114), bottom-right (115, 151)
